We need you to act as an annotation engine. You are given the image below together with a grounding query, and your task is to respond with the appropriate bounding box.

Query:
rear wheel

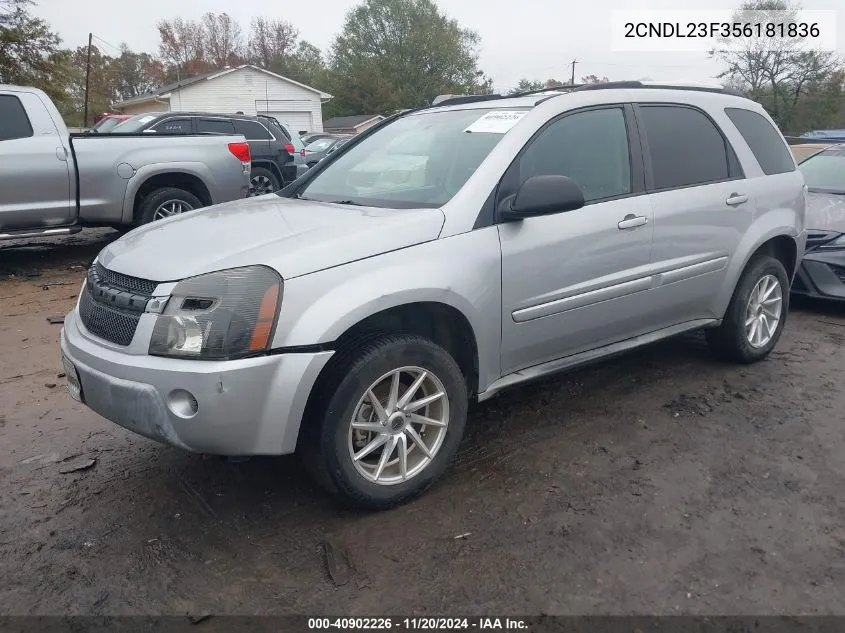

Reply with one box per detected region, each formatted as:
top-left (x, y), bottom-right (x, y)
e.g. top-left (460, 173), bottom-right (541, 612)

top-left (706, 254), bottom-right (789, 363)
top-left (137, 187), bottom-right (201, 225)
top-left (249, 167), bottom-right (280, 196)
top-left (301, 334), bottom-right (468, 510)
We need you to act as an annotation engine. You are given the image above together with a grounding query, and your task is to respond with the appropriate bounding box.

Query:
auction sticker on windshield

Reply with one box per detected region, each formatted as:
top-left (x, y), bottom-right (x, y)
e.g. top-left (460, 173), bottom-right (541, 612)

top-left (464, 110), bottom-right (528, 134)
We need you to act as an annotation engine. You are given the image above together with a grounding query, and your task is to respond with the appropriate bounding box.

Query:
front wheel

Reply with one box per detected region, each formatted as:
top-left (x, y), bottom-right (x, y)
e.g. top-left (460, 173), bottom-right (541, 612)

top-left (706, 254), bottom-right (789, 363)
top-left (302, 335), bottom-right (469, 510)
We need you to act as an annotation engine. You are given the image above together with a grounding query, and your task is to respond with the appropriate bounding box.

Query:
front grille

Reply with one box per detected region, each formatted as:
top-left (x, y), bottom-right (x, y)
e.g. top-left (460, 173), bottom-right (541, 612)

top-left (93, 262), bottom-right (158, 295)
top-left (78, 263), bottom-right (156, 346)
top-left (806, 231), bottom-right (839, 252)
top-left (78, 287), bottom-right (141, 346)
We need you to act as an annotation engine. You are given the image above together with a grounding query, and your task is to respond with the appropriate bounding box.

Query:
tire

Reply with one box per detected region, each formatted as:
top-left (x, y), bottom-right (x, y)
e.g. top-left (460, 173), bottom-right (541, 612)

top-left (706, 254), bottom-right (789, 363)
top-left (248, 167), bottom-right (280, 196)
top-left (137, 187), bottom-right (202, 225)
top-left (301, 334), bottom-right (469, 510)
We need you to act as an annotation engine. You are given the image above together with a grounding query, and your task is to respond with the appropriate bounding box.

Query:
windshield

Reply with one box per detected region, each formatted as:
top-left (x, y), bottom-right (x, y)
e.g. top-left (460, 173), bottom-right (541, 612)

top-left (298, 108), bottom-right (525, 208)
top-left (111, 113), bottom-right (159, 133)
top-left (800, 149), bottom-right (845, 193)
top-left (306, 138), bottom-right (339, 152)
top-left (92, 117), bottom-right (124, 133)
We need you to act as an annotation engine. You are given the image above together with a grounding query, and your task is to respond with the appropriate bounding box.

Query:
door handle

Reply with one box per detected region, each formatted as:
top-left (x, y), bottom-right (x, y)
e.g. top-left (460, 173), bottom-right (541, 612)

top-left (618, 214), bottom-right (649, 230)
top-left (726, 193), bottom-right (748, 206)
top-left (55, 146), bottom-right (68, 162)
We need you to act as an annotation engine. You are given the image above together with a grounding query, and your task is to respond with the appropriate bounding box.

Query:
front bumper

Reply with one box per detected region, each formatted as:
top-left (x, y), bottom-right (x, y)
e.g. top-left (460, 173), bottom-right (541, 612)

top-left (60, 308), bottom-right (333, 455)
top-left (793, 249), bottom-right (845, 301)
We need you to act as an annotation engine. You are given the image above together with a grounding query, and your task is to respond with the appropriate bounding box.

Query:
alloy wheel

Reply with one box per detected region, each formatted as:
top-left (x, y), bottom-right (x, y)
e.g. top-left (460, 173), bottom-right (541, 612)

top-left (347, 367), bottom-right (450, 486)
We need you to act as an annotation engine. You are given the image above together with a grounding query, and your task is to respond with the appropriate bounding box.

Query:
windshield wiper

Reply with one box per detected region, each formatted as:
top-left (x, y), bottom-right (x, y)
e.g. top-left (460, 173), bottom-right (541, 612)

top-left (326, 200), bottom-right (363, 206)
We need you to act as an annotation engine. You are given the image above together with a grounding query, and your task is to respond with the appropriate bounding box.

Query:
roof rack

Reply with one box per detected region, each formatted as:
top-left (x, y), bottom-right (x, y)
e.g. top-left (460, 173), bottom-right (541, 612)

top-left (431, 81), bottom-right (742, 109)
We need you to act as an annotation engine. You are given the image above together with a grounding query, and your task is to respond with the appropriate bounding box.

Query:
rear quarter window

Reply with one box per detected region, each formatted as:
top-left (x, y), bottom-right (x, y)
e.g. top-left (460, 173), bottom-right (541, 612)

top-left (0, 95), bottom-right (34, 141)
top-left (725, 107), bottom-right (795, 175)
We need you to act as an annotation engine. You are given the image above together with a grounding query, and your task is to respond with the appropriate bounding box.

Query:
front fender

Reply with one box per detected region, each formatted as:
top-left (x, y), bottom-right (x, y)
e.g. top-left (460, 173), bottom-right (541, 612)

top-left (122, 162), bottom-right (215, 223)
top-left (274, 228), bottom-right (503, 391)
top-left (713, 208), bottom-right (802, 316)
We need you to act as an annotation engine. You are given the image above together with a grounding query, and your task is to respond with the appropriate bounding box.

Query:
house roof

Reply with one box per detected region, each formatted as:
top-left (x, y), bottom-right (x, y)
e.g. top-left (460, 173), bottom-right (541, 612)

top-left (113, 64), bottom-right (332, 108)
top-left (323, 114), bottom-right (385, 129)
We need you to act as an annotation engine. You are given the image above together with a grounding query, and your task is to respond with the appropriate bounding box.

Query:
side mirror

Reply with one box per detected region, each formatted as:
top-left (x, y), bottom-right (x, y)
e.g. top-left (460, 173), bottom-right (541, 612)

top-left (500, 175), bottom-right (585, 222)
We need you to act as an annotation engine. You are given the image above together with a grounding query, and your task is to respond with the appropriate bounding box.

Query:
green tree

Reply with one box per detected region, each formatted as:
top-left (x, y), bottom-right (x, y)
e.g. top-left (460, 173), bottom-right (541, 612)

top-left (109, 45), bottom-right (167, 101)
top-left (327, 0), bottom-right (492, 115)
top-left (507, 78), bottom-right (567, 94)
top-left (0, 0), bottom-right (66, 102)
top-left (280, 41), bottom-right (327, 88)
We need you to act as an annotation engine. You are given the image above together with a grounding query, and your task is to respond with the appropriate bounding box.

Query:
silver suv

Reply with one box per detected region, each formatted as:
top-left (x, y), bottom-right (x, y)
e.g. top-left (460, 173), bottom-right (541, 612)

top-left (61, 82), bottom-right (807, 509)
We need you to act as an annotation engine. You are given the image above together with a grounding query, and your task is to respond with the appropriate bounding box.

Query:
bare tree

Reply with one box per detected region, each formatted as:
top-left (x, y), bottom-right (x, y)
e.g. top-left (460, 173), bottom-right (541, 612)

top-left (711, 0), bottom-right (841, 131)
top-left (202, 12), bottom-right (243, 69)
top-left (157, 17), bottom-right (206, 77)
top-left (248, 17), bottom-right (298, 69)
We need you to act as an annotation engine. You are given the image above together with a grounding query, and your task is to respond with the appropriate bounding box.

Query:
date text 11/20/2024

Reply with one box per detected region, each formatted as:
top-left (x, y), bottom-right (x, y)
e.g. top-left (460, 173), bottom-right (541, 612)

top-left (307, 618), bottom-right (530, 630)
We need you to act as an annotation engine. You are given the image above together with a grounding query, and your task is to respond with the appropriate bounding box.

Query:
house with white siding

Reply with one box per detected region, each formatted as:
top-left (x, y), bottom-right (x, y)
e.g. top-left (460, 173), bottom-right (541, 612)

top-left (112, 65), bottom-right (332, 134)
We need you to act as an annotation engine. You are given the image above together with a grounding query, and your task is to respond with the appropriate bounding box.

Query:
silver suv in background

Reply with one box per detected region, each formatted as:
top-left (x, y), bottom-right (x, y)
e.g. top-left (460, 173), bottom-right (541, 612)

top-left (61, 82), bottom-right (806, 510)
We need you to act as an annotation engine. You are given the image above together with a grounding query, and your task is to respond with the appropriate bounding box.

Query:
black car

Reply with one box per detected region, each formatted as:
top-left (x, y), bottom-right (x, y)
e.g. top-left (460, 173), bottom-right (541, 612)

top-left (793, 144), bottom-right (845, 301)
top-left (111, 112), bottom-right (302, 195)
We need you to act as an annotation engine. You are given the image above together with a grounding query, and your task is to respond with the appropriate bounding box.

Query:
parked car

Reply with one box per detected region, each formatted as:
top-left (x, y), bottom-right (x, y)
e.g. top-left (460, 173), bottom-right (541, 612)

top-left (61, 82), bottom-right (806, 510)
top-left (303, 135), bottom-right (352, 167)
top-left (89, 113), bottom-right (130, 133)
top-left (301, 132), bottom-right (336, 145)
top-left (112, 111), bottom-right (299, 196)
top-left (258, 116), bottom-right (310, 180)
top-left (791, 144), bottom-right (845, 300)
top-left (0, 86), bottom-right (250, 241)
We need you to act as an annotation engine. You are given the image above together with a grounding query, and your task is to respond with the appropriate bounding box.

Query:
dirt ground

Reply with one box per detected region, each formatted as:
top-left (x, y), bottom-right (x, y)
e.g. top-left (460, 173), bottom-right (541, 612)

top-left (2, 229), bottom-right (845, 616)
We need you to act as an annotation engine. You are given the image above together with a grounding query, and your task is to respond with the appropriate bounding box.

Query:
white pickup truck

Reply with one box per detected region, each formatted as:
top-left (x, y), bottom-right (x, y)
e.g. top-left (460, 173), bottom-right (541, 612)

top-left (0, 85), bottom-right (251, 241)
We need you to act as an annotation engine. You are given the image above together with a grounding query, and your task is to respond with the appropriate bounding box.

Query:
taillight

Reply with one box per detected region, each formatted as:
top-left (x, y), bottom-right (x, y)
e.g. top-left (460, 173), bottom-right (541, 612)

top-left (300, 149), bottom-right (306, 157)
top-left (283, 143), bottom-right (295, 154)
top-left (228, 142), bottom-right (251, 163)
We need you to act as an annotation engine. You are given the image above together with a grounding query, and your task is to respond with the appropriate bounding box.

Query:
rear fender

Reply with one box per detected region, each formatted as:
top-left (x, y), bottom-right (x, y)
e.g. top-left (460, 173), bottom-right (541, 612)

top-left (122, 163), bottom-right (215, 223)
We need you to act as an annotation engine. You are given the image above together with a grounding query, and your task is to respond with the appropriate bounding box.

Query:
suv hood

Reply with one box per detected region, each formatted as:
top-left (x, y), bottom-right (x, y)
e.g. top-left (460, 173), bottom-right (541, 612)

top-left (807, 190), bottom-right (845, 233)
top-left (98, 196), bottom-right (445, 282)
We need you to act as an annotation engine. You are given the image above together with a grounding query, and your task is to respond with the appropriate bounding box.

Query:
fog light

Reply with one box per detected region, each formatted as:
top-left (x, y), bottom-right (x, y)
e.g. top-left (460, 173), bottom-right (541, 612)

top-left (167, 389), bottom-right (199, 419)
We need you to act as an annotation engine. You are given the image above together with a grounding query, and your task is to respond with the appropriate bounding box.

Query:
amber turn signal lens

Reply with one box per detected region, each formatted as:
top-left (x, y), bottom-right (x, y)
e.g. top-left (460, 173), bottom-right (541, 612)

top-left (248, 283), bottom-right (280, 351)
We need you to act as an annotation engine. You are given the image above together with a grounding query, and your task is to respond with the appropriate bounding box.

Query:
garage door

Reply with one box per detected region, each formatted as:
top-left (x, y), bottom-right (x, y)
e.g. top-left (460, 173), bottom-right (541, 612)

top-left (259, 111), bottom-right (315, 135)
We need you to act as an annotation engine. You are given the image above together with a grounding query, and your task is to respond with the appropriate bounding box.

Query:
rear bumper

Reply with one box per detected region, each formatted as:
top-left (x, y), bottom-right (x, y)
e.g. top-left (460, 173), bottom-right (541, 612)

top-left (60, 308), bottom-right (333, 455)
top-left (792, 249), bottom-right (845, 301)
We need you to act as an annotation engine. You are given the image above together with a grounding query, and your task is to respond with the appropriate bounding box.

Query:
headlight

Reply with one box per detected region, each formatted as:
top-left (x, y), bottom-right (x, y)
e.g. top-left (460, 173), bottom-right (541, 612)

top-left (820, 234), bottom-right (845, 249)
top-left (149, 265), bottom-right (282, 360)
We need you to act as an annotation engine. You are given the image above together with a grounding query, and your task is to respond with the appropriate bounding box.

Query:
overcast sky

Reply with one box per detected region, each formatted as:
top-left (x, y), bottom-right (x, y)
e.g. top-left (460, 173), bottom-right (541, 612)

top-left (33, 0), bottom-right (844, 92)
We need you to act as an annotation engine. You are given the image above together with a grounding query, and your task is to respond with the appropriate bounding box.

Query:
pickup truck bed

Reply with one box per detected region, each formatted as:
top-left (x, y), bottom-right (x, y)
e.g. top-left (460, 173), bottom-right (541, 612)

top-left (0, 85), bottom-right (251, 241)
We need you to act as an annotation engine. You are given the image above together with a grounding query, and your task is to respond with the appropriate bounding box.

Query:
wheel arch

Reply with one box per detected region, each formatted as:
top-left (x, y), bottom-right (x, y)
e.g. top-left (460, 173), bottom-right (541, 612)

top-left (715, 220), bottom-right (801, 318)
top-left (250, 160), bottom-right (283, 186)
top-left (128, 170), bottom-right (213, 224)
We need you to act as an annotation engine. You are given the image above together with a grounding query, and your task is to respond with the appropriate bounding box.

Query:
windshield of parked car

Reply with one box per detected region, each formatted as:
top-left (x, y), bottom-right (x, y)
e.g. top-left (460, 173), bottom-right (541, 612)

top-left (91, 117), bottom-right (124, 133)
top-left (110, 113), bottom-right (159, 133)
top-left (297, 108), bottom-right (524, 208)
top-left (799, 148), bottom-right (845, 194)
top-left (306, 138), bottom-right (339, 152)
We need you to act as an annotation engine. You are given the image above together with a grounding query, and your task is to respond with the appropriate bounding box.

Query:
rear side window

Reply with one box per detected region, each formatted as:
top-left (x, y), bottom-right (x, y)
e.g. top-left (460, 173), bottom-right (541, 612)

top-left (0, 95), bottom-right (34, 141)
top-left (639, 105), bottom-right (735, 190)
top-left (152, 118), bottom-right (192, 134)
top-left (725, 107), bottom-right (795, 175)
top-left (197, 118), bottom-right (236, 135)
top-left (233, 120), bottom-right (272, 140)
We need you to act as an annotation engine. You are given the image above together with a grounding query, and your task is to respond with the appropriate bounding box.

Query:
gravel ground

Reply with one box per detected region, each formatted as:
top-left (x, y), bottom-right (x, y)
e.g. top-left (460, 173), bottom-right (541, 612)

top-left (1, 230), bottom-right (845, 616)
